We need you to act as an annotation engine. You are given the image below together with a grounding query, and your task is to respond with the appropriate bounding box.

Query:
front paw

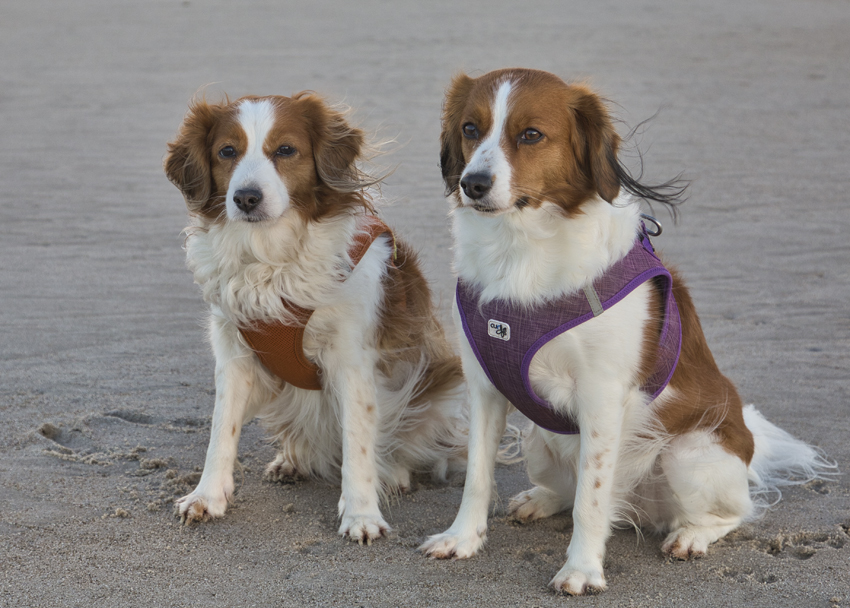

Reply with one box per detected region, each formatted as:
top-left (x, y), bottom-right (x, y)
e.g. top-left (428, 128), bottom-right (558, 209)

top-left (173, 488), bottom-right (229, 524)
top-left (338, 512), bottom-right (390, 545)
top-left (549, 562), bottom-right (607, 596)
top-left (419, 525), bottom-right (487, 559)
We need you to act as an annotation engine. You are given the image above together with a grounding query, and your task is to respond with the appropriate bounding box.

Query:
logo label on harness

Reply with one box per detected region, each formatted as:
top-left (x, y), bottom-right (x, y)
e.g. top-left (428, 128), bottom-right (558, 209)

top-left (488, 319), bottom-right (510, 341)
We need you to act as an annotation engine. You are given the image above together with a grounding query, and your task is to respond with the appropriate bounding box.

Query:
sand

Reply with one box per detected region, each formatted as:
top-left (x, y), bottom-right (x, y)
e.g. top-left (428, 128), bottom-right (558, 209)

top-left (1, 0), bottom-right (848, 606)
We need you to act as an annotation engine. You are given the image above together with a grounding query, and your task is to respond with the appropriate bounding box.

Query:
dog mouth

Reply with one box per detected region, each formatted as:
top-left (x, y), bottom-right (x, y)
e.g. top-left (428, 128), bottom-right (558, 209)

top-left (471, 203), bottom-right (497, 213)
top-left (236, 213), bottom-right (268, 223)
top-left (467, 197), bottom-right (529, 215)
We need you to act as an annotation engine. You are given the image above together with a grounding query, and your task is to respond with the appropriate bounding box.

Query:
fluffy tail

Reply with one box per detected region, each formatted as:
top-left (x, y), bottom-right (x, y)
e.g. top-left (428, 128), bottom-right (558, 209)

top-left (744, 404), bottom-right (838, 513)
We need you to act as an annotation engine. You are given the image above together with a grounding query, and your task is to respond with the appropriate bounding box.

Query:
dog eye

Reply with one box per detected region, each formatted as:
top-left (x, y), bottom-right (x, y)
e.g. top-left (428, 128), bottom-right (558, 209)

top-left (520, 128), bottom-right (543, 143)
top-left (218, 146), bottom-right (236, 159)
top-left (275, 145), bottom-right (296, 157)
top-left (462, 123), bottom-right (479, 139)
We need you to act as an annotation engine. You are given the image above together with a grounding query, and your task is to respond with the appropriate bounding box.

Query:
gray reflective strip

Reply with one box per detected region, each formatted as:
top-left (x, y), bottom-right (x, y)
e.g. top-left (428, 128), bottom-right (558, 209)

top-left (583, 284), bottom-right (604, 317)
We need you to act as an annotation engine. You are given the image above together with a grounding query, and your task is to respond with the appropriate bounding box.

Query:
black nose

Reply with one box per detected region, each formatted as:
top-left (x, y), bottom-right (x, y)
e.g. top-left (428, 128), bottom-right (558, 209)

top-left (460, 172), bottom-right (493, 200)
top-left (233, 188), bottom-right (263, 213)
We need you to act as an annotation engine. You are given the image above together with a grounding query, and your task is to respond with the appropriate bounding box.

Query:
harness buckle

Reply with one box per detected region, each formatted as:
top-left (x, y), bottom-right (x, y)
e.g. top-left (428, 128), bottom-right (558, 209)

top-left (640, 213), bottom-right (663, 237)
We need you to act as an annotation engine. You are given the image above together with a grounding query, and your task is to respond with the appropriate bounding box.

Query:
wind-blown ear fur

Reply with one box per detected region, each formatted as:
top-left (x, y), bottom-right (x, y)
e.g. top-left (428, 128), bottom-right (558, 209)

top-left (164, 100), bottom-right (227, 220)
top-left (570, 86), bottom-right (621, 204)
top-left (293, 92), bottom-right (366, 192)
top-left (440, 73), bottom-right (475, 197)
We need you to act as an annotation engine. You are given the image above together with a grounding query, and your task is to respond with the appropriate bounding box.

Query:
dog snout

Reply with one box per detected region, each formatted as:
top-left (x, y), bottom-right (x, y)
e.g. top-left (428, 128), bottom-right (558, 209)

top-left (460, 173), bottom-right (493, 200)
top-left (233, 188), bottom-right (263, 213)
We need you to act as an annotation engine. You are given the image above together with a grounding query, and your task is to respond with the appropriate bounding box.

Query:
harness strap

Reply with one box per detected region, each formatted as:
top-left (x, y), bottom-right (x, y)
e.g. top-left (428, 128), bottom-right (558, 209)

top-left (239, 215), bottom-right (395, 390)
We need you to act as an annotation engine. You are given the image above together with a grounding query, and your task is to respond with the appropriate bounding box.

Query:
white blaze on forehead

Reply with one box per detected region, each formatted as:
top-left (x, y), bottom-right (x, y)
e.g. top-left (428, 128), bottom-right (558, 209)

top-left (226, 98), bottom-right (290, 221)
top-left (461, 80), bottom-right (514, 209)
top-left (488, 80), bottom-right (513, 148)
top-left (237, 99), bottom-right (276, 156)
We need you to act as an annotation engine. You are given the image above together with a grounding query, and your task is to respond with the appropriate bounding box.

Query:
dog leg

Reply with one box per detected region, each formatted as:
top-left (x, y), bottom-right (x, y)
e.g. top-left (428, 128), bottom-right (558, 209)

top-left (419, 369), bottom-right (509, 559)
top-left (326, 352), bottom-right (390, 544)
top-left (549, 384), bottom-right (627, 595)
top-left (175, 317), bottom-right (263, 523)
top-left (659, 431), bottom-right (751, 559)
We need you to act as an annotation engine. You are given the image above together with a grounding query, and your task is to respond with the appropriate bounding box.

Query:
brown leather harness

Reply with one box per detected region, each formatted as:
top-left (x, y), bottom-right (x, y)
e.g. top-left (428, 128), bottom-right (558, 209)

top-left (239, 215), bottom-right (396, 390)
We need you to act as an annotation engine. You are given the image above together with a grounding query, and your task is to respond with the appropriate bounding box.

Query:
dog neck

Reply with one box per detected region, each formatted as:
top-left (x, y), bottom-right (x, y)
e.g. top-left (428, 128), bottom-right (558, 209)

top-left (451, 195), bottom-right (642, 306)
top-left (185, 210), bottom-right (359, 324)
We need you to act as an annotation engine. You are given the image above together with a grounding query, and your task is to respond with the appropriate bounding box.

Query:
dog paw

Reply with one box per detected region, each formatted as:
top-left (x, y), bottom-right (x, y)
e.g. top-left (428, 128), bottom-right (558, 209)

top-left (338, 513), bottom-right (390, 545)
top-left (263, 455), bottom-right (304, 483)
top-left (419, 525), bottom-right (487, 559)
top-left (509, 486), bottom-right (565, 522)
top-left (390, 465), bottom-right (411, 493)
top-left (174, 490), bottom-right (228, 524)
top-left (662, 527), bottom-right (711, 560)
top-left (549, 563), bottom-right (607, 596)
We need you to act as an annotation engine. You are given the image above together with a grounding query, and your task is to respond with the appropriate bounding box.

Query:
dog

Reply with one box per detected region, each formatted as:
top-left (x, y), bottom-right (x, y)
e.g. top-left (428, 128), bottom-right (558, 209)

top-left (164, 92), bottom-right (466, 543)
top-left (419, 68), bottom-right (833, 593)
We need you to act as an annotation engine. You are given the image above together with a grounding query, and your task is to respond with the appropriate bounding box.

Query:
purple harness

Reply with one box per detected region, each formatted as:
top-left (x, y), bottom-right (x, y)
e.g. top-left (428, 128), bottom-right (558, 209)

top-left (456, 231), bottom-right (682, 434)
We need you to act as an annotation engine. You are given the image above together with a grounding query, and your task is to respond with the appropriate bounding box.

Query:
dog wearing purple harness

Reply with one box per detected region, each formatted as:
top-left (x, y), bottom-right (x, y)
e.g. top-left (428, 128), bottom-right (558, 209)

top-left (419, 68), bottom-right (833, 595)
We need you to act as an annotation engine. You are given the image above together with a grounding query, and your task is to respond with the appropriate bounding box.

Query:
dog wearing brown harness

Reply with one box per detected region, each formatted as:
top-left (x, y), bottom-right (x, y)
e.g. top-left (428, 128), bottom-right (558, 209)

top-left (165, 93), bottom-right (465, 543)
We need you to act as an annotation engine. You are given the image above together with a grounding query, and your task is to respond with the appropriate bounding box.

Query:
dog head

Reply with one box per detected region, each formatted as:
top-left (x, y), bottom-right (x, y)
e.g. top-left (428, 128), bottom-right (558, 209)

top-left (165, 93), bottom-right (370, 224)
top-left (440, 68), bottom-right (622, 217)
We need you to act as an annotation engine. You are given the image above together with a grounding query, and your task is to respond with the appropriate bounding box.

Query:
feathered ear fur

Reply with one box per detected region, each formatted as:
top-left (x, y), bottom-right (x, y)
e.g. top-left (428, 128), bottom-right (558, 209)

top-left (440, 73), bottom-right (475, 197)
top-left (569, 87), bottom-right (621, 204)
top-left (164, 100), bottom-right (227, 220)
top-left (292, 92), bottom-right (365, 193)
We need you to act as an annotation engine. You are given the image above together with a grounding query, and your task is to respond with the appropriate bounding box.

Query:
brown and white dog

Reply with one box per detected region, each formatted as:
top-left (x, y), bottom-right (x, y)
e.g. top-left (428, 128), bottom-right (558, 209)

top-left (419, 68), bottom-right (833, 593)
top-left (164, 93), bottom-right (465, 543)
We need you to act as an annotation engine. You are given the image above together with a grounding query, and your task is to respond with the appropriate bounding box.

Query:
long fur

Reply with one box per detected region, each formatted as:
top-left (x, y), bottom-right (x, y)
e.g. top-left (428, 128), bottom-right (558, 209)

top-left (419, 68), bottom-right (835, 594)
top-left (164, 93), bottom-right (466, 543)
top-left (743, 405), bottom-right (837, 509)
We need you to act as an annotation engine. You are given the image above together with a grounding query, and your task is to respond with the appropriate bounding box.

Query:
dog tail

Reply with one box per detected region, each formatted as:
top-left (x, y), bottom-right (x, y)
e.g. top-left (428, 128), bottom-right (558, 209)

top-left (743, 404), bottom-right (837, 513)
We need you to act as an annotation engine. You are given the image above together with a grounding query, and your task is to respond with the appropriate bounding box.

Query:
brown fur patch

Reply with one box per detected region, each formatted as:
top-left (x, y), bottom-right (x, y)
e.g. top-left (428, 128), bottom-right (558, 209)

top-left (164, 99), bottom-right (234, 222)
top-left (378, 239), bottom-right (464, 407)
top-left (440, 73), bottom-right (477, 195)
top-left (644, 266), bottom-right (754, 464)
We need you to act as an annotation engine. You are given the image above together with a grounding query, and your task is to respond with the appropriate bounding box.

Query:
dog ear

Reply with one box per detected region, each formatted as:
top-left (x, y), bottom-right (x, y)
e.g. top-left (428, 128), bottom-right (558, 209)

top-left (571, 87), bottom-right (621, 203)
top-left (164, 100), bottom-right (224, 217)
top-left (440, 73), bottom-right (475, 196)
top-left (295, 92), bottom-right (364, 189)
